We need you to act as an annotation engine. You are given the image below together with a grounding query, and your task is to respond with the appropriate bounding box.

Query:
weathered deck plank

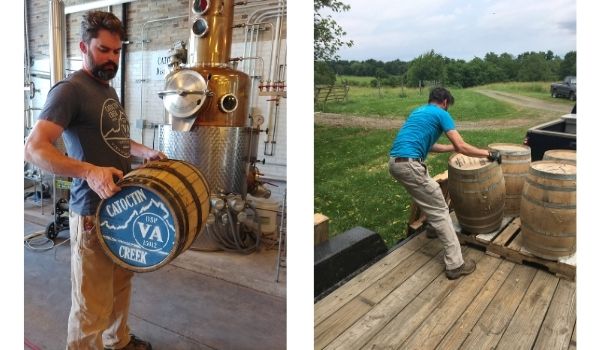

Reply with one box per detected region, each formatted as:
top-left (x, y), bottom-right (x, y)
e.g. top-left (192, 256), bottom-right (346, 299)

top-left (400, 253), bottom-right (504, 350)
top-left (458, 264), bottom-right (537, 350)
top-left (315, 240), bottom-right (442, 349)
top-left (533, 279), bottom-right (577, 350)
top-left (495, 270), bottom-right (560, 350)
top-left (323, 251), bottom-right (445, 349)
top-left (361, 249), bottom-right (484, 349)
top-left (435, 259), bottom-right (515, 350)
top-left (315, 230), bottom-right (576, 350)
top-left (315, 233), bottom-right (430, 326)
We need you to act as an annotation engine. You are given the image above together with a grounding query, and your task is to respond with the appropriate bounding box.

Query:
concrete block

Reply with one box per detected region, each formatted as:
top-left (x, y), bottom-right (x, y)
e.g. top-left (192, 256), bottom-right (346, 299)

top-left (314, 226), bottom-right (388, 298)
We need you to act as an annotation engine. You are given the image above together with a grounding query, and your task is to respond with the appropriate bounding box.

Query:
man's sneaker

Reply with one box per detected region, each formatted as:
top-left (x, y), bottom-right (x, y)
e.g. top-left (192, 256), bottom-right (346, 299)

top-left (446, 259), bottom-right (476, 280)
top-left (105, 334), bottom-right (152, 350)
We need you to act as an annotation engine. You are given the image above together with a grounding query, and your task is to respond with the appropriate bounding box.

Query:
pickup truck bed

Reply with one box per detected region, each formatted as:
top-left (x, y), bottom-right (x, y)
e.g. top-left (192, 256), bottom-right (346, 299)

top-left (524, 115), bottom-right (576, 161)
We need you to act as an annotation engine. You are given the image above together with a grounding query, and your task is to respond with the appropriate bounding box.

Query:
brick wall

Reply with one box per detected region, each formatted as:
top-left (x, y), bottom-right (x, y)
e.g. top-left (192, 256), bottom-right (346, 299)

top-left (25, 0), bottom-right (287, 183)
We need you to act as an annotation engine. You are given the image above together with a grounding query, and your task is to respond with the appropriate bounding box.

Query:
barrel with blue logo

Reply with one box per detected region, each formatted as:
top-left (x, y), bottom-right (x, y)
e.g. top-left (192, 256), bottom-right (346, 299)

top-left (95, 159), bottom-right (210, 272)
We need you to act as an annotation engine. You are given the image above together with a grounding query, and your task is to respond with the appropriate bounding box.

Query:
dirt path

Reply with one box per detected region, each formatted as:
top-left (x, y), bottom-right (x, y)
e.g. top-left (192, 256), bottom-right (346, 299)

top-left (315, 89), bottom-right (572, 130)
top-left (474, 89), bottom-right (571, 113)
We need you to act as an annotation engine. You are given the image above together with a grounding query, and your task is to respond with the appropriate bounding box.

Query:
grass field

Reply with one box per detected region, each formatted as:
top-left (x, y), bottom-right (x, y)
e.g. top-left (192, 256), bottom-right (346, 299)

top-left (317, 85), bottom-right (548, 122)
top-left (316, 79), bottom-right (573, 116)
top-left (314, 125), bottom-right (531, 247)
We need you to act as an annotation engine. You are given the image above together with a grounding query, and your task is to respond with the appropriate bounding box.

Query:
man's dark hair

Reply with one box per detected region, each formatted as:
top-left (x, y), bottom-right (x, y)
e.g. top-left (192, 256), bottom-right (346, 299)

top-left (428, 87), bottom-right (455, 106)
top-left (81, 11), bottom-right (125, 44)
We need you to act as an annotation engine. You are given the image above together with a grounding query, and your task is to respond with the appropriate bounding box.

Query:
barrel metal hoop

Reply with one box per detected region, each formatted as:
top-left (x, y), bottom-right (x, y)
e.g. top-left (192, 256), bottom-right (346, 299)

top-left (522, 193), bottom-right (576, 210)
top-left (529, 167), bottom-right (576, 181)
top-left (525, 177), bottom-right (576, 192)
top-left (142, 161), bottom-right (204, 234)
top-left (521, 221), bottom-right (577, 237)
top-left (503, 173), bottom-right (528, 177)
top-left (501, 159), bottom-right (531, 164)
top-left (452, 172), bottom-right (498, 183)
top-left (456, 202), bottom-right (505, 219)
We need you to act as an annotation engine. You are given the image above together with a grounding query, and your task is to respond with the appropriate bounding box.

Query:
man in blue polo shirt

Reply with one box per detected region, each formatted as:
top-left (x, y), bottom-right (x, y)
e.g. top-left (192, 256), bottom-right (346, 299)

top-left (389, 87), bottom-right (501, 280)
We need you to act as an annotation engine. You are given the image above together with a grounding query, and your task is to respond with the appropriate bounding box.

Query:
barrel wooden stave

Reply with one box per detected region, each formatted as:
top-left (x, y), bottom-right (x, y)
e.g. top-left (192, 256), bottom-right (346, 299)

top-left (448, 154), bottom-right (506, 235)
top-left (489, 143), bottom-right (531, 217)
top-left (520, 161), bottom-right (576, 260)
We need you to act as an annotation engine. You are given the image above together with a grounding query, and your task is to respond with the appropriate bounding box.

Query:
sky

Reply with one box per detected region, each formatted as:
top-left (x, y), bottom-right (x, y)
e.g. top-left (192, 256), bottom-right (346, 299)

top-left (322, 0), bottom-right (577, 62)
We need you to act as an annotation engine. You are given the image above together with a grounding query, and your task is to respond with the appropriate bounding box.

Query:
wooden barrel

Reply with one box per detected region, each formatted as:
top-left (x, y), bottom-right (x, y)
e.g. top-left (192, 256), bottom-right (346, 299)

top-left (448, 153), bottom-right (505, 234)
top-left (543, 149), bottom-right (576, 164)
top-left (96, 159), bottom-right (211, 272)
top-left (488, 143), bottom-right (531, 217)
top-left (520, 161), bottom-right (576, 260)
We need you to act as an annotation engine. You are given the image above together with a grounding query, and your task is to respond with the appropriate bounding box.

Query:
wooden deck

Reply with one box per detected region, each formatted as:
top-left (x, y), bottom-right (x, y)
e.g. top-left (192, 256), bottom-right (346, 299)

top-left (314, 231), bottom-right (576, 350)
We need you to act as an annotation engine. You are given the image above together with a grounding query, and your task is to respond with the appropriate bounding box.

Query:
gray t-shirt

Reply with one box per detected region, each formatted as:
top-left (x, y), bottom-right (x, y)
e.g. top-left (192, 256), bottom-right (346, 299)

top-left (39, 70), bottom-right (131, 215)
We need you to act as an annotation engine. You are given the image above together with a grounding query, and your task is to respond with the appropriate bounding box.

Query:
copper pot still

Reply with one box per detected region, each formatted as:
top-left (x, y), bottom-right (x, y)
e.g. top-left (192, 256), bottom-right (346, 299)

top-left (158, 0), bottom-right (257, 196)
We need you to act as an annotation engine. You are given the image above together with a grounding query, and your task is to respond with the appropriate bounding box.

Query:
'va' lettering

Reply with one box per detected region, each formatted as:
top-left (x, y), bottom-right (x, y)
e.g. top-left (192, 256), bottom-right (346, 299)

top-left (137, 222), bottom-right (164, 242)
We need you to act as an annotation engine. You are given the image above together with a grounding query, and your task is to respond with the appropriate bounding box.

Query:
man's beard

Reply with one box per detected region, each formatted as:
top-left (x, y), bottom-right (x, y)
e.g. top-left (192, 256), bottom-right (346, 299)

top-left (87, 53), bottom-right (118, 81)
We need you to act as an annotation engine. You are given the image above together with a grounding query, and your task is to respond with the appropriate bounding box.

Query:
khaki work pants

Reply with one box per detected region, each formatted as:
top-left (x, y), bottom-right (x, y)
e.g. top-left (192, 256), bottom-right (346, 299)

top-left (389, 158), bottom-right (464, 270)
top-left (67, 211), bottom-right (134, 349)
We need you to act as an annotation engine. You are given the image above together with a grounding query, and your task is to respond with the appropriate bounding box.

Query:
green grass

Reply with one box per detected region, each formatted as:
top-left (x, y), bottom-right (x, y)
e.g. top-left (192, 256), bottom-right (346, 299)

top-left (314, 126), bottom-right (530, 247)
top-left (317, 85), bottom-right (540, 121)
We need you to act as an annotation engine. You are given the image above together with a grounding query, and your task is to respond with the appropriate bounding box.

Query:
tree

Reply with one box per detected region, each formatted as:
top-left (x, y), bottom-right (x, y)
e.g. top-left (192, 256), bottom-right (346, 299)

top-left (406, 50), bottom-right (447, 87)
top-left (559, 51), bottom-right (577, 78)
top-left (314, 61), bottom-right (336, 86)
top-left (314, 0), bottom-right (354, 61)
top-left (516, 52), bottom-right (554, 81)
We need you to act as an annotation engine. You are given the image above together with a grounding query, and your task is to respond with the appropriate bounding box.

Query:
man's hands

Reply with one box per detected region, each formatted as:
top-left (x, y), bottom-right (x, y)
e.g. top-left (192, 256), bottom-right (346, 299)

top-left (487, 150), bottom-right (502, 164)
top-left (85, 165), bottom-right (124, 199)
top-left (145, 149), bottom-right (167, 161)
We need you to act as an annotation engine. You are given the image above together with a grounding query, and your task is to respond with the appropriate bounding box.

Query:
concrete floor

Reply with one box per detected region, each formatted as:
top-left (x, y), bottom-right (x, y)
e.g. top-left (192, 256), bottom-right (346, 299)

top-left (24, 196), bottom-right (286, 350)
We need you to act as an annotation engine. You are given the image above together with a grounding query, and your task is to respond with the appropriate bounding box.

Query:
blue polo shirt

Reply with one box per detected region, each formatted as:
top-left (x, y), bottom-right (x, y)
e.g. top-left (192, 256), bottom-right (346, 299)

top-left (389, 103), bottom-right (456, 159)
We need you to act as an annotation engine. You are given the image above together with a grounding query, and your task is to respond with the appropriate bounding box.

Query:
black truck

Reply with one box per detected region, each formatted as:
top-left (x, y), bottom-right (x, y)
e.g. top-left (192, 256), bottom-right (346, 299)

top-left (523, 113), bottom-right (576, 161)
top-left (550, 76), bottom-right (576, 100)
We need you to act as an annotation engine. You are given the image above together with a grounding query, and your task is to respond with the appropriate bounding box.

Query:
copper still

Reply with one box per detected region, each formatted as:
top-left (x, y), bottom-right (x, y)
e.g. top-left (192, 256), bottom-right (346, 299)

top-left (157, 0), bottom-right (267, 252)
top-left (158, 0), bottom-right (259, 196)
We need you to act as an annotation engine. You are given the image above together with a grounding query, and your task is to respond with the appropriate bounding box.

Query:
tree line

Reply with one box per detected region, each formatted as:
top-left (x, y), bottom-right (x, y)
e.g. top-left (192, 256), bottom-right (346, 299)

top-left (315, 49), bottom-right (576, 88)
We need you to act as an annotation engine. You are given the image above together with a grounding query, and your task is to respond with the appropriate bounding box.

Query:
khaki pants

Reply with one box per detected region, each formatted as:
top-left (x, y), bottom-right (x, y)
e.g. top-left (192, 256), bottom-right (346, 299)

top-left (389, 158), bottom-right (464, 270)
top-left (67, 211), bottom-right (134, 349)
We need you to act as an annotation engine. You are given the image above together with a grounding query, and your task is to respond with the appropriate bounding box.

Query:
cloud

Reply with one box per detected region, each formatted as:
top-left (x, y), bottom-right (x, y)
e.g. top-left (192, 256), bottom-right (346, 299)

top-left (328, 0), bottom-right (576, 61)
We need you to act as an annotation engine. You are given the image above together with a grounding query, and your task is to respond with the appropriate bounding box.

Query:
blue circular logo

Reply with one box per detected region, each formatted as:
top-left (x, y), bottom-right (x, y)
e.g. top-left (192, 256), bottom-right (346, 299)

top-left (98, 186), bottom-right (177, 269)
top-left (132, 213), bottom-right (171, 252)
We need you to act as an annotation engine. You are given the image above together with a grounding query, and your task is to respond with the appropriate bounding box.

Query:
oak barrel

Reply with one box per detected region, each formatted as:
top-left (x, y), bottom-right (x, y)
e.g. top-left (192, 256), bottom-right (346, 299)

top-left (488, 143), bottom-right (531, 216)
top-left (96, 159), bottom-right (211, 272)
top-left (448, 153), bottom-right (505, 234)
top-left (520, 161), bottom-right (576, 260)
top-left (543, 149), bottom-right (576, 164)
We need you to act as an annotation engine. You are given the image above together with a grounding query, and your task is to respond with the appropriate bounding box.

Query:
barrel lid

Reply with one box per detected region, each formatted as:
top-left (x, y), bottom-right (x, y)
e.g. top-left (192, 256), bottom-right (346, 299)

top-left (543, 149), bottom-right (576, 161)
top-left (531, 161), bottom-right (576, 176)
top-left (488, 143), bottom-right (531, 155)
top-left (449, 153), bottom-right (491, 170)
top-left (96, 185), bottom-right (179, 272)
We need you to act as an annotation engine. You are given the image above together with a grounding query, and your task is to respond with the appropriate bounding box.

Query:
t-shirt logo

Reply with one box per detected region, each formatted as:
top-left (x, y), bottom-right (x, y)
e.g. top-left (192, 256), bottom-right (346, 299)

top-left (101, 98), bottom-right (131, 158)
